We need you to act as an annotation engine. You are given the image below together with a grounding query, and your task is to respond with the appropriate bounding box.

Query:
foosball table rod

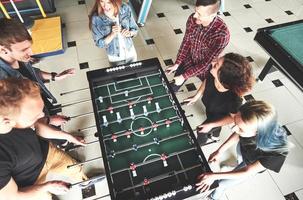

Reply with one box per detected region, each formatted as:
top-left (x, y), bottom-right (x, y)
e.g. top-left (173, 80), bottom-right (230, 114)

top-left (70, 174), bottom-right (106, 188)
top-left (90, 194), bottom-right (110, 200)
top-left (67, 156), bottom-right (102, 168)
top-left (60, 87), bottom-right (89, 96)
top-left (67, 139), bottom-right (99, 151)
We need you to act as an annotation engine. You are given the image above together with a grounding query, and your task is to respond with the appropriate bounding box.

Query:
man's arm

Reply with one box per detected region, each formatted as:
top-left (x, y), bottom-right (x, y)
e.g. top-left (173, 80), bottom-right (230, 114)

top-left (175, 14), bottom-right (194, 65)
top-left (34, 121), bottom-right (85, 146)
top-left (38, 68), bottom-right (75, 81)
top-left (0, 177), bottom-right (69, 200)
top-left (183, 35), bottom-right (229, 79)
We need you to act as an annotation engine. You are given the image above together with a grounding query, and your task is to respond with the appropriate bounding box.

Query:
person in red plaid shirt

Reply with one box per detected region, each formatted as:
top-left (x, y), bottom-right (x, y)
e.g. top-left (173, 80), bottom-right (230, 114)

top-left (166, 0), bottom-right (230, 92)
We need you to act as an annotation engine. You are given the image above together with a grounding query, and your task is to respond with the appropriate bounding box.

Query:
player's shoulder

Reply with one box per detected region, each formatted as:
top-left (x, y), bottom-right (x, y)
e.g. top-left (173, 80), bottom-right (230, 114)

top-left (212, 16), bottom-right (230, 36)
top-left (215, 16), bottom-right (228, 29)
top-left (187, 13), bottom-right (195, 22)
top-left (120, 2), bottom-right (131, 13)
top-left (91, 13), bottom-right (108, 25)
top-left (185, 13), bottom-right (196, 28)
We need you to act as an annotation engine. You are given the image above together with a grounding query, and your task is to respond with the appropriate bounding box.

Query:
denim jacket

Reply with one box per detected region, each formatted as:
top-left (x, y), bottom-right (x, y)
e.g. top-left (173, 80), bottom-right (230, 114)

top-left (0, 58), bottom-right (57, 103)
top-left (91, 3), bottom-right (138, 57)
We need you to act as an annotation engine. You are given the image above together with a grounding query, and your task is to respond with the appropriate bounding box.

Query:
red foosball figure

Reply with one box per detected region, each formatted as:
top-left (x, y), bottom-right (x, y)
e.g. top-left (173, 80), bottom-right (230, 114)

top-left (107, 106), bottom-right (114, 114)
top-left (139, 127), bottom-right (145, 135)
top-left (111, 134), bottom-right (117, 142)
top-left (143, 178), bottom-right (150, 186)
top-left (128, 101), bottom-right (134, 109)
top-left (165, 119), bottom-right (172, 128)
top-left (152, 123), bottom-right (158, 131)
top-left (147, 96), bottom-right (153, 104)
top-left (125, 130), bottom-right (132, 138)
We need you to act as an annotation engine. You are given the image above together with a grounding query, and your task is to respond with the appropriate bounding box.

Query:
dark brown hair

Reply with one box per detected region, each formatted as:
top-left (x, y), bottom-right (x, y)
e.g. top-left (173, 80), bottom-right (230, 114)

top-left (0, 78), bottom-right (40, 118)
top-left (0, 18), bottom-right (32, 50)
top-left (218, 53), bottom-right (255, 96)
top-left (196, 0), bottom-right (221, 7)
top-left (88, 0), bottom-right (122, 30)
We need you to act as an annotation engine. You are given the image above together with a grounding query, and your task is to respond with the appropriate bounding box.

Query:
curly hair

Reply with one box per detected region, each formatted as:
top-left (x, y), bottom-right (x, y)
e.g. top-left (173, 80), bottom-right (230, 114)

top-left (218, 53), bottom-right (255, 96)
top-left (0, 78), bottom-right (40, 118)
top-left (0, 18), bottom-right (32, 50)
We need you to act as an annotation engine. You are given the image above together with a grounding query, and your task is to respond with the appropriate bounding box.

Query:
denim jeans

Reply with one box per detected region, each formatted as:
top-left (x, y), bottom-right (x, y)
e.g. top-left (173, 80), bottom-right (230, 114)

top-left (209, 144), bottom-right (254, 200)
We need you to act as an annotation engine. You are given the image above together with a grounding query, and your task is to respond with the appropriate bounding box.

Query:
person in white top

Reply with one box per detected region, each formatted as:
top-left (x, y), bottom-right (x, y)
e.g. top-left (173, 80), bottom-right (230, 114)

top-left (89, 0), bottom-right (138, 66)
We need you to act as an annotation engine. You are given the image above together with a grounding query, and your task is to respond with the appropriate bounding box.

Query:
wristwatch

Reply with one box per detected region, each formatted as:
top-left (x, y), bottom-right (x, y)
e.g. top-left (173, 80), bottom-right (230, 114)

top-left (51, 72), bottom-right (58, 81)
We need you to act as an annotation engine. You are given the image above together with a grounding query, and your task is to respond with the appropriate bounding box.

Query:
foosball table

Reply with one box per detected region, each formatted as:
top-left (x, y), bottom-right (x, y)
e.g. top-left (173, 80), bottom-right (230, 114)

top-left (86, 58), bottom-right (213, 200)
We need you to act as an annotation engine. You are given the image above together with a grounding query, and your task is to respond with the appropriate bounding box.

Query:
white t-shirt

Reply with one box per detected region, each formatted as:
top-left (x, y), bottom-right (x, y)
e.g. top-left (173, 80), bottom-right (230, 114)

top-left (108, 16), bottom-right (136, 62)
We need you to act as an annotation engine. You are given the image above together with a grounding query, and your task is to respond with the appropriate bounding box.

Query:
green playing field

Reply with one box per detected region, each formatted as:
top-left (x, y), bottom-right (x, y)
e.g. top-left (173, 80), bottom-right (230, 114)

top-left (87, 58), bottom-right (211, 200)
top-left (93, 72), bottom-right (193, 172)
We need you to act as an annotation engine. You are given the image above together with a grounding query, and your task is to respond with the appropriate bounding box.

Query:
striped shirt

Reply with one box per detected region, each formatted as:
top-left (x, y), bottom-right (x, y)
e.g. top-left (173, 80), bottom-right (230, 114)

top-left (175, 14), bottom-right (230, 80)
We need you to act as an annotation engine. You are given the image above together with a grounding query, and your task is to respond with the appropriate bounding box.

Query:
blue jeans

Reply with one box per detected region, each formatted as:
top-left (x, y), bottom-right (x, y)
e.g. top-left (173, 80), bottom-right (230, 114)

top-left (209, 144), bottom-right (255, 200)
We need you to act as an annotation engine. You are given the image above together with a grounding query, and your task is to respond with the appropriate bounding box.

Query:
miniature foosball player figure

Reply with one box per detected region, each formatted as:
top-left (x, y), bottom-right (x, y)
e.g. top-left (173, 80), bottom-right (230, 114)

top-left (126, 130), bottom-right (132, 139)
top-left (147, 96), bottom-right (153, 104)
top-left (102, 115), bottom-right (108, 127)
top-left (161, 154), bottom-right (168, 167)
top-left (143, 105), bottom-right (148, 116)
top-left (107, 106), bottom-right (114, 114)
top-left (130, 163), bottom-right (137, 177)
top-left (116, 112), bottom-right (122, 123)
top-left (111, 134), bottom-right (117, 143)
top-left (155, 102), bottom-right (161, 113)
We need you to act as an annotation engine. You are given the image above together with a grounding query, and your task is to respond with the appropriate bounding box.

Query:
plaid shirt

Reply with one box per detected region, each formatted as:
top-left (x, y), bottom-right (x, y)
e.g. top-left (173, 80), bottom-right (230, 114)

top-left (175, 14), bottom-right (230, 80)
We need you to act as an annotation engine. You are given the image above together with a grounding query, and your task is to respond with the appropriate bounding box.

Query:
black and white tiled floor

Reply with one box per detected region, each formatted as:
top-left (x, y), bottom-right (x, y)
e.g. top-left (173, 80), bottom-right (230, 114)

top-left (35, 0), bottom-right (303, 199)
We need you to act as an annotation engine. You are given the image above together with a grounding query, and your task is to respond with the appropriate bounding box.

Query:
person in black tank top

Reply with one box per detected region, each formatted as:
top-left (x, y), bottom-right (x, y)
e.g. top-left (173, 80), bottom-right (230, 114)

top-left (196, 101), bottom-right (289, 200)
top-left (184, 53), bottom-right (255, 145)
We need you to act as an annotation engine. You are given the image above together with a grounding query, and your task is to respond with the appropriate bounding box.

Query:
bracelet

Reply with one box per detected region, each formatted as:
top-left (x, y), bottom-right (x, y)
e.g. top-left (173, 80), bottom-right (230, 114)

top-left (51, 72), bottom-right (57, 81)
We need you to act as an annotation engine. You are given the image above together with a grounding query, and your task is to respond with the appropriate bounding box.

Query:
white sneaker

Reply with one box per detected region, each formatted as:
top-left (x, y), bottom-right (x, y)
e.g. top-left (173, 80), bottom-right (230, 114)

top-left (209, 135), bottom-right (220, 142)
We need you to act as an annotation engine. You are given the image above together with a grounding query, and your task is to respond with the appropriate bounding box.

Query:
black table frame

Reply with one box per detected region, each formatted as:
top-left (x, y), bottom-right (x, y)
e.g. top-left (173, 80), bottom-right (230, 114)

top-left (254, 19), bottom-right (303, 91)
top-left (86, 58), bottom-right (215, 200)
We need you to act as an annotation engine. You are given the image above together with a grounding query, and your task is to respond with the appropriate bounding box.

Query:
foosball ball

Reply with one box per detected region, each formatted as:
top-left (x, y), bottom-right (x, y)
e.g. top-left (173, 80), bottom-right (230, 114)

top-left (86, 58), bottom-right (214, 200)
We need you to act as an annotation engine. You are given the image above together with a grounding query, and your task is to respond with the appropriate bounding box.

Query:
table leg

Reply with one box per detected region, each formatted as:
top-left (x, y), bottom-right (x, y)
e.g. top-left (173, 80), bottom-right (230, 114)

top-left (257, 58), bottom-right (276, 81)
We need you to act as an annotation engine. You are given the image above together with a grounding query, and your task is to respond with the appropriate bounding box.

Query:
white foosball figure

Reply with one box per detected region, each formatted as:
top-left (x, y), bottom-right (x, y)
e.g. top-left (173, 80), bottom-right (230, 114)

top-left (155, 102), bottom-right (161, 113)
top-left (143, 105), bottom-right (148, 116)
top-left (130, 163), bottom-right (137, 177)
top-left (130, 108), bottom-right (135, 119)
top-left (124, 90), bottom-right (129, 97)
top-left (116, 112), bottom-right (122, 123)
top-left (98, 96), bottom-right (103, 103)
top-left (102, 115), bottom-right (108, 127)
